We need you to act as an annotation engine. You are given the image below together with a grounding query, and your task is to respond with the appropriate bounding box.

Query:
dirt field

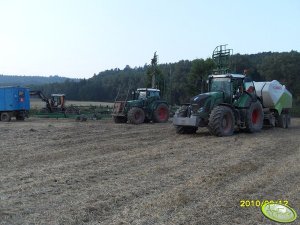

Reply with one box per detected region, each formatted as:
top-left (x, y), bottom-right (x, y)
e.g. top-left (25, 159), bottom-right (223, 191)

top-left (1, 117), bottom-right (299, 225)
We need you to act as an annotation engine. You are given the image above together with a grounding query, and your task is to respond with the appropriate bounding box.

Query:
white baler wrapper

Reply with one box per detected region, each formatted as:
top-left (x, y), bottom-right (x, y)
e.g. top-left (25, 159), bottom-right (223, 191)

top-left (254, 80), bottom-right (292, 109)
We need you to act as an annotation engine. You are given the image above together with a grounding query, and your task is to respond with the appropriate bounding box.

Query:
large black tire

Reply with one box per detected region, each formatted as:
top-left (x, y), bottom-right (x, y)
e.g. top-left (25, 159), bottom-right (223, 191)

top-left (176, 126), bottom-right (198, 134)
top-left (128, 107), bottom-right (145, 124)
top-left (277, 113), bottom-right (290, 128)
top-left (245, 101), bottom-right (264, 132)
top-left (208, 106), bottom-right (235, 137)
top-left (153, 103), bottom-right (169, 123)
top-left (1, 112), bottom-right (11, 122)
top-left (113, 116), bottom-right (127, 123)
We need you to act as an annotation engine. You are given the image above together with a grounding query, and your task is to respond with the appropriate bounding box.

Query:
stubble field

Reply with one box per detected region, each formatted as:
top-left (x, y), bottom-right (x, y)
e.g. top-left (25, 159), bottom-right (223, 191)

top-left (1, 117), bottom-right (299, 225)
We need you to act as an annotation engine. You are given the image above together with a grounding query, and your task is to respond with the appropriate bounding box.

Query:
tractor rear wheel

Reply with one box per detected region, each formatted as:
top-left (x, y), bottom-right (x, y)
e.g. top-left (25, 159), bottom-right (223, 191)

top-left (128, 107), bottom-right (145, 124)
top-left (1, 112), bottom-right (11, 122)
top-left (176, 126), bottom-right (198, 134)
top-left (113, 116), bottom-right (127, 123)
top-left (246, 101), bottom-right (264, 132)
top-left (208, 106), bottom-right (235, 136)
top-left (153, 103), bottom-right (169, 123)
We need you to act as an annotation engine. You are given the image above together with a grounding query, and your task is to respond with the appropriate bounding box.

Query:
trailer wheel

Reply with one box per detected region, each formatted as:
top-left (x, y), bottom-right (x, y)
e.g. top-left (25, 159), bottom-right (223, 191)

top-left (1, 112), bottom-right (11, 122)
top-left (277, 113), bottom-right (288, 128)
top-left (208, 105), bottom-right (235, 136)
top-left (286, 114), bottom-right (291, 128)
top-left (128, 107), bottom-right (145, 124)
top-left (246, 101), bottom-right (264, 132)
top-left (176, 126), bottom-right (198, 134)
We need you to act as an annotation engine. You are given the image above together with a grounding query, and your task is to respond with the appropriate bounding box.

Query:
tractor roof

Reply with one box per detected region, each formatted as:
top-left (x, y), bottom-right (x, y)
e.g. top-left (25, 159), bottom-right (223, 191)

top-left (51, 94), bottom-right (65, 97)
top-left (137, 88), bottom-right (160, 92)
top-left (209, 74), bottom-right (245, 79)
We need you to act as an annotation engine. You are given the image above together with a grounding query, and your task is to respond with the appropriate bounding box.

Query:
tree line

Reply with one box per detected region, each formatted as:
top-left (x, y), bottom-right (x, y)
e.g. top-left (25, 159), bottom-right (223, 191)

top-left (31, 51), bottom-right (300, 106)
top-left (0, 75), bottom-right (77, 86)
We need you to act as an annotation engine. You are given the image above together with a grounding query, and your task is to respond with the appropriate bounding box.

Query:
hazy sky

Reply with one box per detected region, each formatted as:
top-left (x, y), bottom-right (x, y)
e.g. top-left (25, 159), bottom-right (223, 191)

top-left (0, 0), bottom-right (299, 78)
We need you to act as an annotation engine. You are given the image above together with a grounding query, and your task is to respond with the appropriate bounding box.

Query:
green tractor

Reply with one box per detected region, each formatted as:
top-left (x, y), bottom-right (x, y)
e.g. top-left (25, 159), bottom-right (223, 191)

top-left (173, 73), bottom-right (264, 136)
top-left (112, 88), bottom-right (169, 124)
top-left (173, 45), bottom-right (292, 136)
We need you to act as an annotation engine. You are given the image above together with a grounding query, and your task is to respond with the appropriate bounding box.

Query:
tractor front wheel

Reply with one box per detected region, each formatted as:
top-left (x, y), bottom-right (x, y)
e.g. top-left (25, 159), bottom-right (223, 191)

top-left (246, 101), bottom-right (264, 132)
top-left (128, 107), bottom-right (145, 124)
top-left (153, 103), bottom-right (169, 123)
top-left (208, 106), bottom-right (235, 136)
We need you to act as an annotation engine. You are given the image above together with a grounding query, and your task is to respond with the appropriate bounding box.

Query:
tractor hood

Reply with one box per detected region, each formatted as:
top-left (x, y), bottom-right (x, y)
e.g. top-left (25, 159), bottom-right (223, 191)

top-left (126, 99), bottom-right (144, 108)
top-left (190, 92), bottom-right (223, 113)
top-left (191, 92), bottom-right (222, 106)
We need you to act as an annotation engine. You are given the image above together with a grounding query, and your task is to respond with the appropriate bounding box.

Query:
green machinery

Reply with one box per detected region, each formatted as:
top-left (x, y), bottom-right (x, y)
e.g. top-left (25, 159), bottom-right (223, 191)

top-left (112, 88), bottom-right (169, 124)
top-left (173, 45), bottom-right (292, 136)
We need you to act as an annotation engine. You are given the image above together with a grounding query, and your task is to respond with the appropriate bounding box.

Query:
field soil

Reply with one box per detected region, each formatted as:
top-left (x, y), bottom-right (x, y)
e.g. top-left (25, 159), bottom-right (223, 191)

top-left (1, 117), bottom-right (299, 225)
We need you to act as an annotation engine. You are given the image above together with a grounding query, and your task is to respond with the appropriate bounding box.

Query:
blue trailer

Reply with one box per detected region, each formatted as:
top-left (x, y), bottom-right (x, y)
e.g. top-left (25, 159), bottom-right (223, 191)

top-left (0, 86), bottom-right (30, 121)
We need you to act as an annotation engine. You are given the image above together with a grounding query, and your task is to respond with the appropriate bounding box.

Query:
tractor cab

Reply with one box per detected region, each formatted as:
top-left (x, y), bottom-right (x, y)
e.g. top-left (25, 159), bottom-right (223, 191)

top-left (135, 88), bottom-right (160, 100)
top-left (208, 74), bottom-right (256, 104)
top-left (50, 94), bottom-right (66, 109)
top-left (174, 45), bottom-right (266, 136)
top-left (112, 87), bottom-right (169, 124)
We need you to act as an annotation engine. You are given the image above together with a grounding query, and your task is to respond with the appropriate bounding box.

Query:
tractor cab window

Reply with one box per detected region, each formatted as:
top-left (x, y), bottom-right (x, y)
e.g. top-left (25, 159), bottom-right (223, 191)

top-left (232, 79), bottom-right (244, 99)
top-left (51, 95), bottom-right (64, 107)
top-left (137, 91), bottom-right (147, 100)
top-left (56, 97), bottom-right (62, 105)
top-left (137, 90), bottom-right (160, 99)
top-left (210, 78), bottom-right (231, 95)
top-left (148, 91), bottom-right (160, 98)
top-left (51, 96), bottom-right (59, 106)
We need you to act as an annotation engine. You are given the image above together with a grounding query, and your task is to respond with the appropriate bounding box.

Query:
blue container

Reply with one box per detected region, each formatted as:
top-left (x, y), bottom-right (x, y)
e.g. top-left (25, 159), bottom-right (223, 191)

top-left (0, 86), bottom-right (30, 121)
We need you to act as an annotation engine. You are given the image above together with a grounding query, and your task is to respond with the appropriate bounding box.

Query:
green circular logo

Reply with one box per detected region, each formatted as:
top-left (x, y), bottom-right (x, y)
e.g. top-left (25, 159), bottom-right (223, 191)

top-left (261, 203), bottom-right (297, 223)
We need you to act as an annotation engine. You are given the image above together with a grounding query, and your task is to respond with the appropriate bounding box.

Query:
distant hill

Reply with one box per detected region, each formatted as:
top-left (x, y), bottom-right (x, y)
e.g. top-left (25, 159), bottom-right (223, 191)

top-left (0, 75), bottom-right (79, 86)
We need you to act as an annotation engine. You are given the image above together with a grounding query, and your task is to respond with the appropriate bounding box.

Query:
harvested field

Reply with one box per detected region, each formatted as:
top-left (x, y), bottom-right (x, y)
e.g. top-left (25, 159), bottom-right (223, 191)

top-left (1, 117), bottom-right (299, 225)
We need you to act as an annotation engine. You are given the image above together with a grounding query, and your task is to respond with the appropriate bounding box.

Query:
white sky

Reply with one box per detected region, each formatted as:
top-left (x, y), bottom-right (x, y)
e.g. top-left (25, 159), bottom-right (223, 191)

top-left (0, 0), bottom-right (299, 78)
